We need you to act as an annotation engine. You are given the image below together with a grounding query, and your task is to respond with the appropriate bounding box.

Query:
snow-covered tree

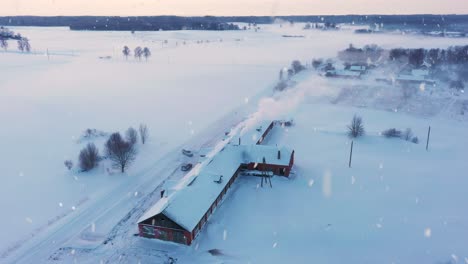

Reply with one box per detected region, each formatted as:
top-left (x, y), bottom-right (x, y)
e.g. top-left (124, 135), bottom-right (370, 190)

top-left (122, 46), bottom-right (130, 60)
top-left (23, 38), bottom-right (31, 52)
top-left (347, 115), bottom-right (365, 138)
top-left (0, 38), bottom-right (7, 51)
top-left (402, 128), bottom-right (413, 141)
top-left (64, 160), bottom-right (73, 170)
top-left (134, 46), bottom-right (143, 61)
top-left (142, 47), bottom-right (151, 61)
top-left (17, 39), bottom-right (24, 52)
top-left (17, 38), bottom-right (31, 53)
top-left (105, 133), bottom-right (137, 173)
top-left (126, 127), bottom-right (138, 145)
top-left (139, 124), bottom-right (148, 144)
top-left (79, 143), bottom-right (100, 172)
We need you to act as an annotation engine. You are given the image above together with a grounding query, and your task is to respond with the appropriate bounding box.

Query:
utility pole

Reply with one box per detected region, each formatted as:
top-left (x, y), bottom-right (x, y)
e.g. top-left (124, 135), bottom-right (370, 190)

top-left (349, 141), bottom-right (354, 168)
top-left (426, 126), bottom-right (431, 151)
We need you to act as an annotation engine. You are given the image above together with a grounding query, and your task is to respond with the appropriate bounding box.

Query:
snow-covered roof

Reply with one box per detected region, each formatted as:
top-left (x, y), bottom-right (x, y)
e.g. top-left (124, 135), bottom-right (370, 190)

top-left (397, 74), bottom-right (425, 81)
top-left (237, 120), bottom-right (275, 145)
top-left (334, 70), bottom-right (361, 77)
top-left (241, 144), bottom-right (292, 167)
top-left (349, 65), bottom-right (366, 71)
top-left (396, 74), bottom-right (436, 84)
top-left (138, 144), bottom-right (293, 231)
top-left (411, 69), bottom-right (429, 77)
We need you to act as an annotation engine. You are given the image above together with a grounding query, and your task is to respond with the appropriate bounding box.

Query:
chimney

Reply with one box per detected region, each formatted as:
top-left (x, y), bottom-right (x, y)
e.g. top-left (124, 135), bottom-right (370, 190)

top-left (239, 137), bottom-right (241, 145)
top-left (277, 150), bottom-right (281, 160)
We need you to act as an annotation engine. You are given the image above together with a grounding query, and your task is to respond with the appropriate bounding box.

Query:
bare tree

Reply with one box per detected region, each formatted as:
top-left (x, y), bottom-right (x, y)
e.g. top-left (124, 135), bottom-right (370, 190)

top-left (79, 143), bottom-right (100, 171)
top-left (382, 128), bottom-right (402, 138)
top-left (402, 128), bottom-right (413, 141)
top-left (139, 124), bottom-right (148, 144)
top-left (126, 127), bottom-right (138, 145)
top-left (291, 60), bottom-right (305, 73)
top-left (105, 133), bottom-right (137, 173)
top-left (134, 46), bottom-right (142, 61)
top-left (23, 38), bottom-right (31, 52)
top-left (64, 160), bottom-right (73, 170)
top-left (142, 47), bottom-right (151, 61)
top-left (0, 38), bottom-right (7, 51)
top-left (122, 46), bottom-right (130, 60)
top-left (347, 115), bottom-right (365, 138)
top-left (17, 39), bottom-right (24, 52)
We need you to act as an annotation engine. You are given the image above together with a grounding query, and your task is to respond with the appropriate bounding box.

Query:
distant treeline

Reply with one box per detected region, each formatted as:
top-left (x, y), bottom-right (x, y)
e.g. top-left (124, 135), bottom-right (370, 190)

top-left (390, 45), bottom-right (468, 66)
top-left (0, 15), bottom-right (467, 32)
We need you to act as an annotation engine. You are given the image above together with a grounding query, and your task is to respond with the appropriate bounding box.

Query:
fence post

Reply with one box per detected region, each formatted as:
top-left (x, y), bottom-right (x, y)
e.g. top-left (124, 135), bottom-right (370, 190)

top-left (426, 126), bottom-right (431, 151)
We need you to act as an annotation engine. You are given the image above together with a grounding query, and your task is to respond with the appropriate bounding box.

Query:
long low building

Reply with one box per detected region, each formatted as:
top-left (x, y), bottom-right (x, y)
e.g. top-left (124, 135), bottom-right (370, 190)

top-left (137, 143), bottom-right (295, 245)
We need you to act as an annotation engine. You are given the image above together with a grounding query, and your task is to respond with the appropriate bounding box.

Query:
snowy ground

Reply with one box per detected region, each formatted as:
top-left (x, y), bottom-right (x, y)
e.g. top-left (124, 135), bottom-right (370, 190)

top-left (1, 24), bottom-right (467, 263)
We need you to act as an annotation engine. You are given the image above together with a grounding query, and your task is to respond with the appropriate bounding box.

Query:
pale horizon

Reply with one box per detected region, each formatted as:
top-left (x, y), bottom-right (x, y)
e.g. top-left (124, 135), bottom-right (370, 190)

top-left (1, 0), bottom-right (468, 16)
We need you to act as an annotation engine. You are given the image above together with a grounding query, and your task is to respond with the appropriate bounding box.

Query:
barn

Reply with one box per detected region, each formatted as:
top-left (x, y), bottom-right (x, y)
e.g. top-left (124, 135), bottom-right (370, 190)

top-left (137, 130), bottom-right (295, 245)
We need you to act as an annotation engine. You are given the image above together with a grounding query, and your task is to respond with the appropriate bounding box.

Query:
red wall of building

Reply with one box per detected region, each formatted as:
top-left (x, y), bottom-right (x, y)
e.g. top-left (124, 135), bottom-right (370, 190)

top-left (138, 224), bottom-right (193, 245)
top-left (246, 150), bottom-right (294, 177)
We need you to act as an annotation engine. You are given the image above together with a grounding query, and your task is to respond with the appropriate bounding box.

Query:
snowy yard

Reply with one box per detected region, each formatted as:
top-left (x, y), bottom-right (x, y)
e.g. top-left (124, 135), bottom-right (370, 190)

top-left (1, 24), bottom-right (468, 263)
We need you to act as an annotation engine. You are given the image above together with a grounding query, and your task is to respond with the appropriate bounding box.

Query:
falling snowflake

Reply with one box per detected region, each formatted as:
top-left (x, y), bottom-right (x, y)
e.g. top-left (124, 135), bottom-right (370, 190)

top-left (351, 176), bottom-right (356, 185)
top-left (223, 230), bottom-right (227, 241)
top-left (91, 222), bottom-right (96, 233)
top-left (308, 179), bottom-right (315, 187)
top-left (272, 242), bottom-right (278, 248)
top-left (59, 202), bottom-right (63, 207)
top-left (420, 83), bottom-right (426, 92)
top-left (244, 97), bottom-right (249, 104)
top-left (424, 228), bottom-right (432, 238)
top-left (25, 217), bottom-right (33, 224)
top-left (71, 206), bottom-right (76, 211)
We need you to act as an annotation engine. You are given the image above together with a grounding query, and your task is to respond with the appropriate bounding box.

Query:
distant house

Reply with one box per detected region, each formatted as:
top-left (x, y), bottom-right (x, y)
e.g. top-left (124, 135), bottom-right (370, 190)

top-left (326, 69), bottom-right (361, 79)
top-left (411, 69), bottom-right (429, 77)
top-left (349, 65), bottom-right (367, 73)
top-left (138, 121), bottom-right (295, 245)
top-left (395, 65), bottom-right (435, 85)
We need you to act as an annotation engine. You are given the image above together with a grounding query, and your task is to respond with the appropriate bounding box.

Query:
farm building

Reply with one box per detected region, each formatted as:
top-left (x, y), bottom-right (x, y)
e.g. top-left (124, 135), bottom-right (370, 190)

top-left (138, 121), bottom-right (295, 245)
top-left (349, 65), bottom-right (367, 73)
top-left (325, 69), bottom-right (362, 79)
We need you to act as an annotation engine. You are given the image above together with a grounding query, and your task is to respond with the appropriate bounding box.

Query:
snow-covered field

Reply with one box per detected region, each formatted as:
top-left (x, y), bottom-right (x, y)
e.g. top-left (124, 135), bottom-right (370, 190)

top-left (1, 24), bottom-right (467, 263)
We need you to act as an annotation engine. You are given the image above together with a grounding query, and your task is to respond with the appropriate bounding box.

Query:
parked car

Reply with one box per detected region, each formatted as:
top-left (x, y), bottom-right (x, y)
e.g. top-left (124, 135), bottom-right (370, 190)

top-left (182, 149), bottom-right (194, 157)
top-left (181, 163), bottom-right (193, 172)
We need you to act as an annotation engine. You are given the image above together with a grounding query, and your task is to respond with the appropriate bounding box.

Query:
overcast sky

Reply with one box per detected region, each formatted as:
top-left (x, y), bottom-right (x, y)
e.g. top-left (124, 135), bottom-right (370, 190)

top-left (1, 0), bottom-right (467, 16)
